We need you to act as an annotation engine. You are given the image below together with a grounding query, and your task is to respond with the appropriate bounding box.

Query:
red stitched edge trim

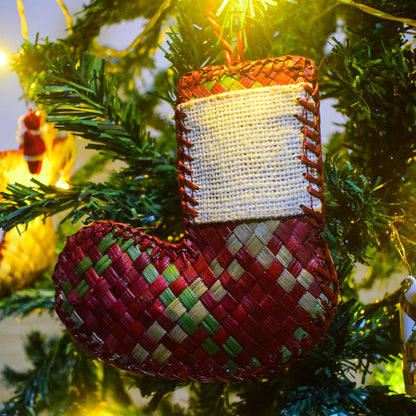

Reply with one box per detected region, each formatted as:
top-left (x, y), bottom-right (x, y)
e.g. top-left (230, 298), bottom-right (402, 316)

top-left (297, 80), bottom-right (326, 232)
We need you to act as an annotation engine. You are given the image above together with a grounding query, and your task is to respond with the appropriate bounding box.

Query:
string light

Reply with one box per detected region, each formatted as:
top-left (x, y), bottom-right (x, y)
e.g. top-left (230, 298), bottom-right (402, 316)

top-left (55, 178), bottom-right (70, 189)
top-left (0, 52), bottom-right (7, 66)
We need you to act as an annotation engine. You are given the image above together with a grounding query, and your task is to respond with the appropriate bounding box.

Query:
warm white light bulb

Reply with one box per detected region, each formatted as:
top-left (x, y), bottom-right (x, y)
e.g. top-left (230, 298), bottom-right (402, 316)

top-left (0, 52), bottom-right (7, 66)
top-left (55, 179), bottom-right (70, 189)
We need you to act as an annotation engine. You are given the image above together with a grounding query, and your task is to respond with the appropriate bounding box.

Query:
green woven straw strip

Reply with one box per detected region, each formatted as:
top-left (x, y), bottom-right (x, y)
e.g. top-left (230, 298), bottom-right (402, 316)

top-left (147, 321), bottom-right (167, 342)
top-left (61, 278), bottom-right (74, 296)
top-left (75, 256), bottom-right (93, 278)
top-left (177, 313), bottom-right (199, 335)
top-left (201, 314), bottom-right (222, 335)
top-left (178, 287), bottom-right (199, 309)
top-left (162, 264), bottom-right (181, 284)
top-left (201, 73), bottom-right (264, 96)
top-left (142, 263), bottom-right (159, 284)
top-left (202, 338), bottom-right (220, 356)
top-left (152, 344), bottom-right (171, 363)
top-left (222, 344), bottom-right (236, 358)
top-left (203, 80), bottom-right (217, 91)
top-left (97, 231), bottom-right (119, 253)
top-left (281, 345), bottom-right (292, 363)
top-left (159, 288), bottom-right (176, 307)
top-left (126, 244), bottom-right (141, 261)
top-left (217, 75), bottom-right (245, 91)
top-left (117, 234), bottom-right (135, 252)
top-left (76, 279), bottom-right (90, 297)
top-left (222, 337), bottom-right (243, 359)
top-left (93, 254), bottom-right (112, 276)
top-left (293, 327), bottom-right (309, 342)
top-left (224, 336), bottom-right (243, 356)
top-left (63, 299), bottom-right (74, 315)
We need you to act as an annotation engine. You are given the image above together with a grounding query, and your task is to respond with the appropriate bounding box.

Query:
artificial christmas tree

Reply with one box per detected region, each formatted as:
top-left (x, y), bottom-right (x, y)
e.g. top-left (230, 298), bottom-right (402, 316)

top-left (0, 0), bottom-right (416, 414)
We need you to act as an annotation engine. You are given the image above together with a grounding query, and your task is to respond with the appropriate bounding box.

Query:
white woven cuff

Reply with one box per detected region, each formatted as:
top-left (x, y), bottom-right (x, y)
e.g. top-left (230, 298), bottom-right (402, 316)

top-left (179, 84), bottom-right (320, 223)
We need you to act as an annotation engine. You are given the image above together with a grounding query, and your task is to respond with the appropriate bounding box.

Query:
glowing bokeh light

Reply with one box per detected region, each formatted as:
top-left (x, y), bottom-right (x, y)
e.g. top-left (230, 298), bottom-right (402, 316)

top-left (55, 179), bottom-right (70, 189)
top-left (0, 52), bottom-right (7, 66)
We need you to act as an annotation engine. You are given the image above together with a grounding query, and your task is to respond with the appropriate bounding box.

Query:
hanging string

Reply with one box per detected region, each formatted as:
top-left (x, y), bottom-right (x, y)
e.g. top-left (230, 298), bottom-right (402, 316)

top-left (55, 0), bottom-right (73, 35)
top-left (236, 27), bottom-right (245, 63)
top-left (16, 0), bottom-right (28, 40)
top-left (206, 8), bottom-right (236, 66)
top-left (391, 223), bottom-right (413, 276)
top-left (209, 0), bottom-right (278, 66)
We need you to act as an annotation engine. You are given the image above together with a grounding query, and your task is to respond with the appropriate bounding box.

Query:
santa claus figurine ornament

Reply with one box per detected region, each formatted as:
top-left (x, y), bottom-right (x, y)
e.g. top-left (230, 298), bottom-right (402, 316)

top-left (53, 23), bottom-right (338, 381)
top-left (0, 109), bottom-right (76, 296)
top-left (21, 109), bottom-right (47, 175)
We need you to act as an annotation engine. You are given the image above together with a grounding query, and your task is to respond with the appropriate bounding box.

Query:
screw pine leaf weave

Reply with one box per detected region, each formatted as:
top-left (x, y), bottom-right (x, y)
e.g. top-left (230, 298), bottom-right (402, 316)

top-left (53, 56), bottom-right (338, 382)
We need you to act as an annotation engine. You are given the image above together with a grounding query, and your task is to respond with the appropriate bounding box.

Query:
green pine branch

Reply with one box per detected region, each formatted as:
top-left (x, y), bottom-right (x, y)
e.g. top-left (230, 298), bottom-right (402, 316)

top-left (35, 53), bottom-right (169, 164)
top-left (0, 175), bottom-right (179, 235)
top-left (324, 155), bottom-right (393, 265)
top-left (0, 290), bottom-right (55, 321)
top-left (1, 332), bottom-right (141, 416)
top-left (324, 31), bottom-right (416, 197)
top-left (164, 0), bottom-right (225, 76)
top-left (10, 37), bottom-right (76, 98)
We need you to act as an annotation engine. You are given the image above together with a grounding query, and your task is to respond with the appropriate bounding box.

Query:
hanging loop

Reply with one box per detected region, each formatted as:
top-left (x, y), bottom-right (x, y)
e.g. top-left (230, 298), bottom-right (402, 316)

top-left (206, 8), bottom-right (235, 66)
top-left (206, 8), bottom-right (246, 65)
top-left (236, 28), bottom-right (245, 64)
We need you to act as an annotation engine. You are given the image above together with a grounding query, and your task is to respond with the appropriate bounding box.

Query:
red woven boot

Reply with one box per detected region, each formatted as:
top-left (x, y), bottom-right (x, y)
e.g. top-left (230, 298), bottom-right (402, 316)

top-left (53, 56), bottom-right (338, 382)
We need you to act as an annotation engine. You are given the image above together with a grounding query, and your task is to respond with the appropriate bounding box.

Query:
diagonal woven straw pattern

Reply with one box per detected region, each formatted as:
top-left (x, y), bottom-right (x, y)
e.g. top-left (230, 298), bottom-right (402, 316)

top-left (53, 56), bottom-right (338, 382)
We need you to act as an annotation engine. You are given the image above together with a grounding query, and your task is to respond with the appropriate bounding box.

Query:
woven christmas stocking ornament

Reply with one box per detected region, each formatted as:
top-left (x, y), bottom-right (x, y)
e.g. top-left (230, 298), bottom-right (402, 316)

top-left (53, 56), bottom-right (338, 382)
